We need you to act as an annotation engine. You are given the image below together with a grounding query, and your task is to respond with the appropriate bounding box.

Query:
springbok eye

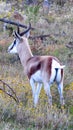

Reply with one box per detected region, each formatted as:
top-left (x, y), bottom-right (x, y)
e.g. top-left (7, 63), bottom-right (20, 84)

top-left (14, 40), bottom-right (16, 45)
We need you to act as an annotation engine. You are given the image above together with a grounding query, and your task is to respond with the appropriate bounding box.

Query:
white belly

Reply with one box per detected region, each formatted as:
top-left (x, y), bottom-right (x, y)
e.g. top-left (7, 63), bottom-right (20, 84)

top-left (30, 70), bottom-right (43, 83)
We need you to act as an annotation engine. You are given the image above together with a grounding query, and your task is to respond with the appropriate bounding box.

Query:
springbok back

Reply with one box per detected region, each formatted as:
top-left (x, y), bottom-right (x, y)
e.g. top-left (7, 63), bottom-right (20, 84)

top-left (8, 24), bottom-right (65, 107)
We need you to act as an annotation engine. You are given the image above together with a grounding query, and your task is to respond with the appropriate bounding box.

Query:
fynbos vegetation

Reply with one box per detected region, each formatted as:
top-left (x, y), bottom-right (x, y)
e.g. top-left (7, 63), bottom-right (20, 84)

top-left (0, 0), bottom-right (73, 130)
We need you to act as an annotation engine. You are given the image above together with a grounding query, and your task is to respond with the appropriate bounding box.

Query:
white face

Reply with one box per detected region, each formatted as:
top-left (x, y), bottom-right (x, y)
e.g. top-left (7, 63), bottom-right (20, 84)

top-left (8, 39), bottom-right (19, 54)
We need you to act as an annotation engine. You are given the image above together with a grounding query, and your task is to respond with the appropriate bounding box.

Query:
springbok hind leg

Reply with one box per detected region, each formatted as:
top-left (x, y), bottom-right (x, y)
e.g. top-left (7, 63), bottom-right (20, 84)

top-left (57, 80), bottom-right (64, 105)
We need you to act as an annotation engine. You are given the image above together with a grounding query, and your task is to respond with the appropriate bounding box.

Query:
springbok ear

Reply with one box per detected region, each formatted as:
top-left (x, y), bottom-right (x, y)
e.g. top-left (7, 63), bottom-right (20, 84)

top-left (15, 32), bottom-right (23, 43)
top-left (25, 30), bottom-right (30, 38)
top-left (13, 31), bottom-right (23, 42)
top-left (15, 31), bottom-right (23, 42)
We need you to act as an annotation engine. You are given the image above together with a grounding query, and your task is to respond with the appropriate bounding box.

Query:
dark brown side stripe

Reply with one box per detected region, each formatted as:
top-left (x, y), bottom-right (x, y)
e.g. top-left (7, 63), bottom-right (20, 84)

top-left (26, 56), bottom-right (41, 79)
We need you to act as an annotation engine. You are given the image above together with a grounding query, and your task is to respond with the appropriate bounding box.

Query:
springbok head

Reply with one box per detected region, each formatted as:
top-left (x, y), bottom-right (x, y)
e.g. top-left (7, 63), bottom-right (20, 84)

top-left (8, 23), bottom-right (31, 54)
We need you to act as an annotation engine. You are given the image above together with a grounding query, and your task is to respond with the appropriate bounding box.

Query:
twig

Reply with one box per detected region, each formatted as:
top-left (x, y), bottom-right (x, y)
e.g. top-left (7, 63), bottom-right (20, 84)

top-left (29, 34), bottom-right (53, 40)
top-left (0, 18), bottom-right (34, 30)
top-left (0, 79), bottom-right (19, 103)
top-left (0, 18), bottom-right (54, 40)
top-left (66, 44), bottom-right (73, 49)
top-left (0, 87), bottom-right (18, 102)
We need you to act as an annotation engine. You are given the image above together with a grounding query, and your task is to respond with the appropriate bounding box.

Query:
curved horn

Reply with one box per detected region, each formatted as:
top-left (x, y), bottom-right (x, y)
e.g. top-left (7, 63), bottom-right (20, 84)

top-left (14, 31), bottom-right (21, 40)
top-left (20, 23), bottom-right (31, 36)
top-left (17, 26), bottom-right (20, 34)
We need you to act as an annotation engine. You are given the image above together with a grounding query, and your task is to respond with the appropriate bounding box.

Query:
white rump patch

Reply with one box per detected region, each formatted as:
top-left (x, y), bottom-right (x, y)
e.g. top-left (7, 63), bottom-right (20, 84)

top-left (52, 59), bottom-right (65, 69)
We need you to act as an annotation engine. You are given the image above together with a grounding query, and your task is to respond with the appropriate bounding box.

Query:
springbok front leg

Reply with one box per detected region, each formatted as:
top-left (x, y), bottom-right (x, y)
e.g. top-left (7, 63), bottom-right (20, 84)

top-left (30, 78), bottom-right (36, 100)
top-left (34, 83), bottom-right (42, 107)
top-left (30, 79), bottom-right (42, 107)
top-left (44, 82), bottom-right (52, 106)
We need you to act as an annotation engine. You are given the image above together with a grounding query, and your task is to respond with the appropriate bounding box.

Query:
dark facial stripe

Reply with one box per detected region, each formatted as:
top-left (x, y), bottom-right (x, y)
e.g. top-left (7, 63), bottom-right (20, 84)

top-left (10, 40), bottom-right (16, 50)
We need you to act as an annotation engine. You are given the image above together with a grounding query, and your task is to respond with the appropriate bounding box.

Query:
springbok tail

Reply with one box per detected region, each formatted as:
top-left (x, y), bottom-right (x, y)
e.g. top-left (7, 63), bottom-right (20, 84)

top-left (52, 60), bottom-right (65, 69)
top-left (53, 64), bottom-right (65, 69)
top-left (57, 65), bottom-right (65, 69)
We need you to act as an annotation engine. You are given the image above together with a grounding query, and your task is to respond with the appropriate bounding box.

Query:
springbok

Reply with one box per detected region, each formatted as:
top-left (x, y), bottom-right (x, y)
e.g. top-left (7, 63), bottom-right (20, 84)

top-left (8, 24), bottom-right (65, 107)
